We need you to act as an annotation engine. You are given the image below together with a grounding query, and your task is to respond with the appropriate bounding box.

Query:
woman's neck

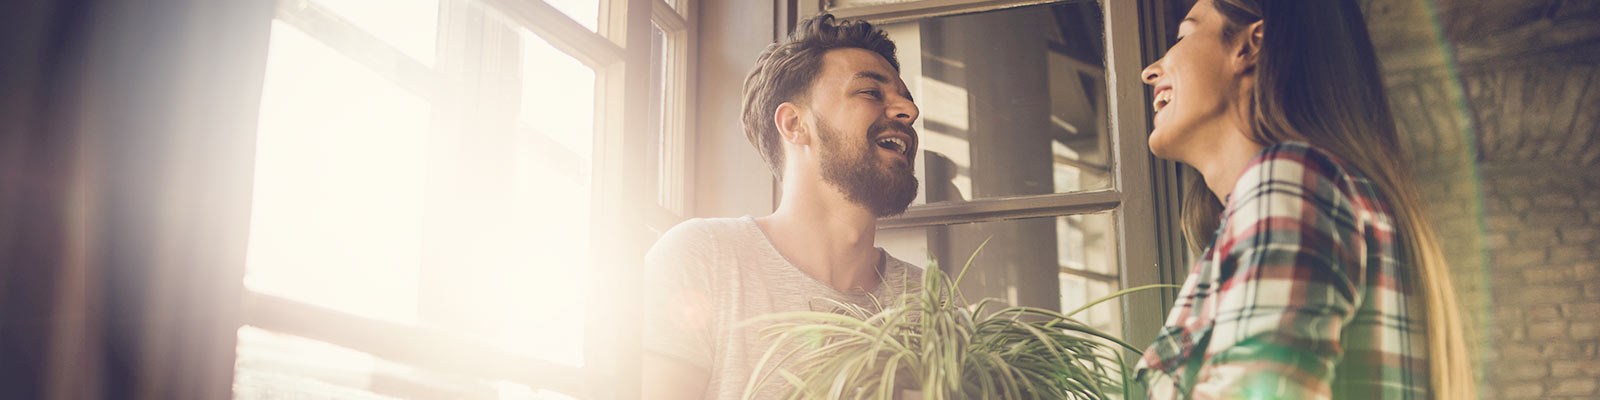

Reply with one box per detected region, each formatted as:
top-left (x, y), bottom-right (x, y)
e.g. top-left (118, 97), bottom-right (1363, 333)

top-left (1191, 129), bottom-right (1266, 204)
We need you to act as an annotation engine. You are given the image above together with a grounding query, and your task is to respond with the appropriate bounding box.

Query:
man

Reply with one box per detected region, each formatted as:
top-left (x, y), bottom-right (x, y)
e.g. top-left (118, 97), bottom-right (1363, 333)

top-left (642, 14), bottom-right (924, 400)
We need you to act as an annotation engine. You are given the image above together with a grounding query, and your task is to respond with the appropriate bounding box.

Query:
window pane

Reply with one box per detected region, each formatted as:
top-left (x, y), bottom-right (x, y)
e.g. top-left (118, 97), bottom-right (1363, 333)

top-left (313, 0), bottom-right (439, 66)
top-left (876, 212), bottom-right (1123, 338)
top-left (880, 2), bottom-right (1111, 206)
top-left (411, 26), bottom-right (604, 367)
top-left (1060, 273), bottom-right (1122, 339)
top-left (545, 0), bottom-right (600, 32)
top-left (1059, 213), bottom-right (1119, 277)
top-left (520, 30), bottom-right (595, 160)
top-left (247, 21), bottom-right (430, 324)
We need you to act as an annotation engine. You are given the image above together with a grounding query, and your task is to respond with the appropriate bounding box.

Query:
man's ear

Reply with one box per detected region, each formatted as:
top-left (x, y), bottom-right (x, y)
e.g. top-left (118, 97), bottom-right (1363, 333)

top-left (774, 102), bottom-right (811, 146)
top-left (1234, 20), bottom-right (1264, 74)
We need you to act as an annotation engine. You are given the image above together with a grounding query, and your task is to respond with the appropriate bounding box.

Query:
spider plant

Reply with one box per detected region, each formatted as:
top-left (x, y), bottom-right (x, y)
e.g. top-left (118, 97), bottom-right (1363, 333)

top-left (742, 239), bottom-right (1173, 400)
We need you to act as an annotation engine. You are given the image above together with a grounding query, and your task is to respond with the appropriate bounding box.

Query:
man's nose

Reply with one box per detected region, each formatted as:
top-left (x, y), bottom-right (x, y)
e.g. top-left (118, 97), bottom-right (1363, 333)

top-left (887, 94), bottom-right (918, 125)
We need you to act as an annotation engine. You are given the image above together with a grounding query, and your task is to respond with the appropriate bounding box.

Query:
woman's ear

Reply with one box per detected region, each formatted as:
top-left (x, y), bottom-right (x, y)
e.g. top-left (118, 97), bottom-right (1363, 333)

top-left (774, 102), bottom-right (811, 146)
top-left (1234, 20), bottom-right (1264, 74)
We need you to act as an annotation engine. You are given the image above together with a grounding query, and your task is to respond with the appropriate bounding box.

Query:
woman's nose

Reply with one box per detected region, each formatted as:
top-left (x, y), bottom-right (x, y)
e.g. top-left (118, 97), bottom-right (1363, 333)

top-left (1141, 60), bottom-right (1162, 85)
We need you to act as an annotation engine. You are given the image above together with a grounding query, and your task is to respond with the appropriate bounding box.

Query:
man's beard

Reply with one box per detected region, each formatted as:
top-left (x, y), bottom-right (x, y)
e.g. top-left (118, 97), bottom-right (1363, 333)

top-left (815, 117), bottom-right (919, 217)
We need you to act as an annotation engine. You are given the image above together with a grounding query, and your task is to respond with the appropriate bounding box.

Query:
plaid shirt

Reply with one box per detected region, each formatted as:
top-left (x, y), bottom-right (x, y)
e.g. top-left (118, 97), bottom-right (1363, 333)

top-left (1134, 142), bottom-right (1430, 399)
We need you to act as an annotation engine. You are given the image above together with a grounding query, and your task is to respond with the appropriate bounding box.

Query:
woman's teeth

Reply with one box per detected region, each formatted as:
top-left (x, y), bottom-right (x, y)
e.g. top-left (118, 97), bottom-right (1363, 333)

top-left (1153, 91), bottom-right (1173, 112)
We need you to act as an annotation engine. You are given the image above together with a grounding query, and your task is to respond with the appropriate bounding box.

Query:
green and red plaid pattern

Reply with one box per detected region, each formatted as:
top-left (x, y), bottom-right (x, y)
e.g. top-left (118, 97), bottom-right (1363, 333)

top-left (1134, 142), bottom-right (1430, 399)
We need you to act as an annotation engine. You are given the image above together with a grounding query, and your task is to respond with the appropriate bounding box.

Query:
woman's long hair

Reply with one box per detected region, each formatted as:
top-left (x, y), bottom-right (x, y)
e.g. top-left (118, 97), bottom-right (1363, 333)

top-left (1182, 0), bottom-right (1477, 398)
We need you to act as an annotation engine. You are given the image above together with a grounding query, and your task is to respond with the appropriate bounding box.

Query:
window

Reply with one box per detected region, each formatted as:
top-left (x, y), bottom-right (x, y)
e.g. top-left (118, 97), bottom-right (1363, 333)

top-left (799, 0), bottom-right (1186, 362)
top-left (879, 212), bottom-right (1125, 337)
top-left (236, 0), bottom-right (693, 398)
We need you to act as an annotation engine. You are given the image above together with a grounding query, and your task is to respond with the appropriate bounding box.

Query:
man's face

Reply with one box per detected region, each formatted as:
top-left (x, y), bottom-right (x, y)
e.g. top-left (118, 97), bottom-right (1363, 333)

top-left (805, 48), bottom-right (921, 217)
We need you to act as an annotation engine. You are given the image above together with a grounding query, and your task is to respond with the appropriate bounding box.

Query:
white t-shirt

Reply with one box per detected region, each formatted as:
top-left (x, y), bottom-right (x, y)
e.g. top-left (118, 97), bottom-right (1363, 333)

top-left (643, 216), bottom-right (923, 400)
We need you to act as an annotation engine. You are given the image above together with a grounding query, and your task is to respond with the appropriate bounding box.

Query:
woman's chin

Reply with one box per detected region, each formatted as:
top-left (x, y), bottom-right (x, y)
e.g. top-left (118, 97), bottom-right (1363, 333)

top-left (1147, 131), bottom-right (1180, 160)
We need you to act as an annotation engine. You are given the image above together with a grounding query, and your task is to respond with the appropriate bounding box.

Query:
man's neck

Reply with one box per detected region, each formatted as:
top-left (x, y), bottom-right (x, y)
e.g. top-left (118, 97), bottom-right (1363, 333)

top-left (755, 180), bottom-right (883, 293)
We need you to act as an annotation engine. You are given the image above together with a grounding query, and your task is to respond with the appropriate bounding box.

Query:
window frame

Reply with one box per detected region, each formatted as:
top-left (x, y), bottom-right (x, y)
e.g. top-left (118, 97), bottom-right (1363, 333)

top-left (239, 0), bottom-right (694, 398)
top-left (791, 0), bottom-right (1187, 369)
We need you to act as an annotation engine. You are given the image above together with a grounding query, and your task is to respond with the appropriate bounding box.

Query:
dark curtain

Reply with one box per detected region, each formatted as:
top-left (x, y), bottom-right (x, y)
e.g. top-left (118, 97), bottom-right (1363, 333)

top-left (1, 0), bottom-right (273, 398)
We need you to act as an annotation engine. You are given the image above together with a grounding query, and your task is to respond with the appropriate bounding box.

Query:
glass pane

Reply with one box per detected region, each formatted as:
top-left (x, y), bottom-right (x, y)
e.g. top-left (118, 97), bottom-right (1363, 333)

top-left (647, 23), bottom-right (668, 210)
top-left (233, 327), bottom-right (580, 399)
top-left (1060, 273), bottom-right (1122, 338)
top-left (313, 0), bottom-right (439, 66)
top-left (545, 0), bottom-right (600, 32)
top-left (247, 21), bottom-right (431, 325)
top-left (1058, 213), bottom-right (1119, 277)
top-left (876, 212), bottom-right (1123, 337)
top-left (408, 26), bottom-right (603, 367)
top-left (520, 30), bottom-right (596, 160)
top-left (879, 2), bottom-right (1111, 206)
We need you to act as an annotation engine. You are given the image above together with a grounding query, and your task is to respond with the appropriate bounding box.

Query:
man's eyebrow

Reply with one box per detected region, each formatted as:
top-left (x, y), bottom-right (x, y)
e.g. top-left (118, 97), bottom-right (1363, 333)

top-left (852, 71), bottom-right (890, 83)
top-left (851, 71), bottom-right (914, 102)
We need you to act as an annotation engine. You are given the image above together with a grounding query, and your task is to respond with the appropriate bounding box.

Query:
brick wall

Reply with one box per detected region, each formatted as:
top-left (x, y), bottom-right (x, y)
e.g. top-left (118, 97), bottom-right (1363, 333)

top-left (1476, 162), bottom-right (1600, 399)
top-left (1379, 47), bottom-right (1600, 399)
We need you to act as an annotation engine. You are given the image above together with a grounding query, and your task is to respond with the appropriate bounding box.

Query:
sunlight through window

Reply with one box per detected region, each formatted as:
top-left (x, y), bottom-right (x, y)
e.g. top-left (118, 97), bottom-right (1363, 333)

top-left (239, 0), bottom-right (685, 395)
top-left (247, 0), bottom-right (600, 375)
top-left (246, 21), bottom-right (430, 325)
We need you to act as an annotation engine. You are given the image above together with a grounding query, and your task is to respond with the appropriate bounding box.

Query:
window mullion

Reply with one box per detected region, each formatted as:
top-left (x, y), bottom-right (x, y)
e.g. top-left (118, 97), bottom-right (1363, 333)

top-left (584, 0), bottom-right (654, 398)
top-left (273, 1), bottom-right (442, 98)
top-left (826, 0), bottom-right (1078, 24)
top-left (481, 0), bottom-right (625, 68)
top-left (657, 18), bottom-right (692, 215)
top-left (879, 190), bottom-right (1124, 229)
top-left (665, 0), bottom-right (699, 217)
top-left (1102, 0), bottom-right (1168, 378)
top-left (240, 291), bottom-right (587, 394)
top-left (651, 0), bottom-right (687, 32)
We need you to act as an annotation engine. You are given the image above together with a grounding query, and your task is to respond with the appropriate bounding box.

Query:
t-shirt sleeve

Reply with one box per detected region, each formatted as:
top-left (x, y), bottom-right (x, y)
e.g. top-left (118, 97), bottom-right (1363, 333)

top-left (642, 221), bottom-right (718, 370)
top-left (1191, 148), bottom-right (1367, 400)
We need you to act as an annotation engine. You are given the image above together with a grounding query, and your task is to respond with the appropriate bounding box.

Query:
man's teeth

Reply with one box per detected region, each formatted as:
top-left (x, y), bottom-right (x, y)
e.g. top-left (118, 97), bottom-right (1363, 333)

top-left (876, 137), bottom-right (908, 155)
top-left (1153, 91), bottom-right (1173, 112)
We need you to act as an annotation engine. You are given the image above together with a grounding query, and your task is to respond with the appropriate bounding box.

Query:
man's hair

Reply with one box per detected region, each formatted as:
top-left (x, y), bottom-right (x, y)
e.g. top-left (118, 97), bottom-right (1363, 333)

top-left (740, 14), bottom-right (898, 180)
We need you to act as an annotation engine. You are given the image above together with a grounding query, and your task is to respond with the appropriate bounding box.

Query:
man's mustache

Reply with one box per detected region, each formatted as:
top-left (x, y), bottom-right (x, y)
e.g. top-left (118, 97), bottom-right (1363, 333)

top-left (869, 120), bottom-right (917, 143)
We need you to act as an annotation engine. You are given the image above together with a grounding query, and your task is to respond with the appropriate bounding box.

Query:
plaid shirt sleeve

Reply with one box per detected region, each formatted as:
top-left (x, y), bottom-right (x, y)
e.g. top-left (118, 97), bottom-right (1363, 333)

top-left (1138, 143), bottom-right (1380, 400)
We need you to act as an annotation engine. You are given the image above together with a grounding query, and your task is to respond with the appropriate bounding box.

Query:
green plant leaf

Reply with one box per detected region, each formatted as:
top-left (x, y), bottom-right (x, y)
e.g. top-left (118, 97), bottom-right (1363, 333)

top-left (745, 241), bottom-right (1157, 399)
top-left (1061, 283), bottom-right (1180, 318)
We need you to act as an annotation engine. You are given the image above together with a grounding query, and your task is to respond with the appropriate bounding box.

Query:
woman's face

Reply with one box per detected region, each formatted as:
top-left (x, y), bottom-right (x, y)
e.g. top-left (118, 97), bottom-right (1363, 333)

top-left (1140, 0), bottom-right (1251, 163)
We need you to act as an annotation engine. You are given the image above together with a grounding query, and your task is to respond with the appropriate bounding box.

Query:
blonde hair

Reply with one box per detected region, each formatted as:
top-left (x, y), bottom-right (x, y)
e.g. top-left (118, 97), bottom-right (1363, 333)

top-left (1182, 0), bottom-right (1478, 397)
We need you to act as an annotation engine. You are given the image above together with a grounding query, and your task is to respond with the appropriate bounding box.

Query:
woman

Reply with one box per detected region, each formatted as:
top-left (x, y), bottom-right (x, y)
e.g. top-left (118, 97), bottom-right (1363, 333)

top-left (1131, 0), bottom-right (1475, 399)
